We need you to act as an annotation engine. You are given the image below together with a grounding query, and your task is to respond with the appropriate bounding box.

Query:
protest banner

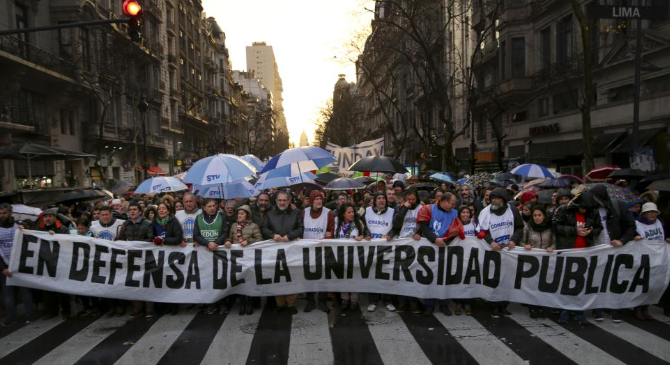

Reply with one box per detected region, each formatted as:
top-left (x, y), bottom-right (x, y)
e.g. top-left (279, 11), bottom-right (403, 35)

top-left (8, 230), bottom-right (670, 310)
top-left (326, 137), bottom-right (384, 174)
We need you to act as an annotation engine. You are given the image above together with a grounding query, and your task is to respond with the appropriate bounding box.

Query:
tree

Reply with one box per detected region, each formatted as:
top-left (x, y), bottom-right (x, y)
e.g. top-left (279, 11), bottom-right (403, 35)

top-left (247, 108), bottom-right (276, 158)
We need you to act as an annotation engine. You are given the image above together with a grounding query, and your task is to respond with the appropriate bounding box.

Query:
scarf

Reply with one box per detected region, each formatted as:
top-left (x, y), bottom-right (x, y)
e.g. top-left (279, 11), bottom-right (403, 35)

top-left (341, 221), bottom-right (355, 238)
top-left (236, 220), bottom-right (251, 239)
top-left (530, 216), bottom-right (552, 232)
top-left (156, 215), bottom-right (170, 227)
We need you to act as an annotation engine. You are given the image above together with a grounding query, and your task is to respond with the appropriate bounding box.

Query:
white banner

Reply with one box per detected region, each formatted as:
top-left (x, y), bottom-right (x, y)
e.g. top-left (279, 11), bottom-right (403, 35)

top-left (326, 137), bottom-right (385, 174)
top-left (8, 230), bottom-right (670, 310)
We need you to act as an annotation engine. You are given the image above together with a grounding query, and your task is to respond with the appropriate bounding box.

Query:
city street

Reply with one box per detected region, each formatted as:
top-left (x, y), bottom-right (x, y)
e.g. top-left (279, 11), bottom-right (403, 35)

top-left (0, 298), bottom-right (669, 365)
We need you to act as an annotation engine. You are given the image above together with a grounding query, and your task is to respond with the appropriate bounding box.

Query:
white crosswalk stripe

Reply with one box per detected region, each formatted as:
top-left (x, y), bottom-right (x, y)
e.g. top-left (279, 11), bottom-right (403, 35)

top-left (647, 306), bottom-right (670, 326)
top-left (32, 315), bottom-right (129, 365)
top-left (113, 309), bottom-right (198, 365)
top-left (507, 306), bottom-right (627, 365)
top-left (0, 304), bottom-right (669, 365)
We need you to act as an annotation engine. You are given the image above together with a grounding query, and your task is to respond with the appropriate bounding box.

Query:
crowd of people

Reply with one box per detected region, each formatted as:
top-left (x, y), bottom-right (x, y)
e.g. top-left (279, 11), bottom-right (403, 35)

top-left (0, 176), bottom-right (668, 327)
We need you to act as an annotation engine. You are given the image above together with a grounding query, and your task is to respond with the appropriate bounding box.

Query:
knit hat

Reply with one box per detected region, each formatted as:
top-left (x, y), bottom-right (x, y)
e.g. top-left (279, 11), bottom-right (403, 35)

top-left (520, 191), bottom-right (538, 205)
top-left (309, 190), bottom-right (324, 202)
top-left (489, 187), bottom-right (509, 203)
top-left (43, 207), bottom-right (59, 216)
top-left (641, 202), bottom-right (660, 214)
top-left (556, 188), bottom-right (574, 202)
top-left (236, 205), bottom-right (252, 217)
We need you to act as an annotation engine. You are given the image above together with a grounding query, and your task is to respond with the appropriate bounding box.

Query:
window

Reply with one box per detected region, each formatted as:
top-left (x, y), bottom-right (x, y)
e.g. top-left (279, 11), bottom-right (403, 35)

top-left (537, 97), bottom-right (549, 117)
top-left (540, 27), bottom-right (551, 71)
top-left (81, 28), bottom-right (91, 71)
top-left (553, 90), bottom-right (578, 113)
top-left (69, 110), bottom-right (75, 135)
top-left (644, 74), bottom-right (670, 96)
top-left (500, 40), bottom-right (507, 80)
top-left (608, 84), bottom-right (634, 103)
top-left (511, 37), bottom-right (525, 77)
top-left (556, 15), bottom-right (573, 68)
top-left (477, 115), bottom-right (486, 141)
top-left (15, 3), bottom-right (28, 44)
top-left (60, 110), bottom-right (68, 134)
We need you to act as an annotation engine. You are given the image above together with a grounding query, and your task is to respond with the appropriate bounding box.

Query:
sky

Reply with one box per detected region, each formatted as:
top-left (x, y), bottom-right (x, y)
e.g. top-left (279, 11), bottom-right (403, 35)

top-left (202, 0), bottom-right (373, 146)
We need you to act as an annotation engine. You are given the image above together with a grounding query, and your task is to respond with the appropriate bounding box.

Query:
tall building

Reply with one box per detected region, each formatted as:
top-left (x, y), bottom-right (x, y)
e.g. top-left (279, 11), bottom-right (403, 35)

top-left (233, 70), bottom-right (274, 158)
top-left (245, 42), bottom-right (288, 147)
top-left (299, 131), bottom-right (309, 147)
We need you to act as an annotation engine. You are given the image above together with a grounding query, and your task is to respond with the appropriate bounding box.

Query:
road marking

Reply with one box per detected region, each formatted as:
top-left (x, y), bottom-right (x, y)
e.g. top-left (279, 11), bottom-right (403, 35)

top-left (200, 305), bottom-right (261, 365)
top-left (0, 317), bottom-right (63, 358)
top-left (288, 301), bottom-right (334, 365)
top-left (593, 318), bottom-right (670, 362)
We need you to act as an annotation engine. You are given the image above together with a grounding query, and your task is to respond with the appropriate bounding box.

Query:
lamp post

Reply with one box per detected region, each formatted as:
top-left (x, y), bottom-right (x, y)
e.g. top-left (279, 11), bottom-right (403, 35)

top-left (138, 96), bottom-right (149, 180)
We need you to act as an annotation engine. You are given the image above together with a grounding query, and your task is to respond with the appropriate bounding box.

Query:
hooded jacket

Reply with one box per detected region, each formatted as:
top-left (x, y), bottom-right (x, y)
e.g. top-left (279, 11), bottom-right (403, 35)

top-left (227, 205), bottom-right (263, 244)
top-left (589, 185), bottom-right (636, 244)
top-left (552, 191), bottom-right (603, 249)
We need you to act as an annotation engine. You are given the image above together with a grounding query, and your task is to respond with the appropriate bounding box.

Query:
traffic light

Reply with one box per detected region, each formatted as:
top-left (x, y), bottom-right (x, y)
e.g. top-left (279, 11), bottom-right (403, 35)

top-left (122, 0), bottom-right (143, 42)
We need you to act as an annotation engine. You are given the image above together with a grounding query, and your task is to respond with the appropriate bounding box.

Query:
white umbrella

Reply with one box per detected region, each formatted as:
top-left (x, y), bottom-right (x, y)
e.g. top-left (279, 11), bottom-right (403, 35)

top-left (185, 154), bottom-right (257, 186)
top-left (196, 180), bottom-right (257, 199)
top-left (253, 171), bottom-right (318, 192)
top-left (134, 177), bottom-right (188, 194)
top-left (11, 204), bottom-right (42, 221)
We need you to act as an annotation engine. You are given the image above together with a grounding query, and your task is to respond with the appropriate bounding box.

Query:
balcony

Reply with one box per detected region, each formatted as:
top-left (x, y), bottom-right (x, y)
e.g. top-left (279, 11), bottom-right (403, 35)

top-left (145, 0), bottom-right (164, 23)
top-left (0, 36), bottom-right (77, 80)
top-left (531, 58), bottom-right (584, 88)
top-left (204, 58), bottom-right (217, 71)
top-left (498, 3), bottom-right (531, 28)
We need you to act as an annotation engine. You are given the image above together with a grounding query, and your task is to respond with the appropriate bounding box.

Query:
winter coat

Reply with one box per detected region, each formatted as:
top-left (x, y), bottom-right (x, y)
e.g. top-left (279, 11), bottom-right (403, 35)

top-left (260, 206), bottom-right (304, 240)
top-left (227, 222), bottom-right (263, 244)
top-left (520, 225), bottom-right (555, 249)
top-left (552, 191), bottom-right (603, 250)
top-left (590, 185), bottom-right (637, 244)
top-left (118, 217), bottom-right (154, 242)
top-left (193, 212), bottom-right (229, 246)
top-left (152, 217), bottom-right (184, 245)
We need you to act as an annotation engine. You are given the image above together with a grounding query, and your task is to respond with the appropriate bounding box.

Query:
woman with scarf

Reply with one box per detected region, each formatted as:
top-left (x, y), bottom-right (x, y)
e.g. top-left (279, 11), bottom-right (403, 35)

top-left (520, 204), bottom-right (555, 318)
top-left (521, 202), bottom-right (533, 226)
top-left (453, 206), bottom-right (478, 316)
top-left (225, 205), bottom-right (262, 315)
top-left (334, 203), bottom-right (369, 311)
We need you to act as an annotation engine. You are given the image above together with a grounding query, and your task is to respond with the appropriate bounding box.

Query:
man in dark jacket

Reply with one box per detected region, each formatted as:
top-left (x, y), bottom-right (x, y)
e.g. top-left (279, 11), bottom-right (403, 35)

top-left (35, 208), bottom-right (71, 319)
top-left (589, 184), bottom-right (637, 323)
top-left (261, 191), bottom-right (303, 314)
top-left (118, 202), bottom-right (154, 242)
top-left (552, 191), bottom-right (603, 250)
top-left (251, 192), bottom-right (271, 226)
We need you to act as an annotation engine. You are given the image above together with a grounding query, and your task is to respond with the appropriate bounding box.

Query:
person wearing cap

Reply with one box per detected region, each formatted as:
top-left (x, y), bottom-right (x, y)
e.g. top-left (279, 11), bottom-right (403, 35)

top-left (224, 205), bottom-right (262, 316)
top-left (301, 190), bottom-right (335, 313)
top-left (392, 180), bottom-right (405, 195)
top-left (111, 198), bottom-right (128, 220)
top-left (633, 202), bottom-right (669, 320)
top-left (477, 187), bottom-right (524, 319)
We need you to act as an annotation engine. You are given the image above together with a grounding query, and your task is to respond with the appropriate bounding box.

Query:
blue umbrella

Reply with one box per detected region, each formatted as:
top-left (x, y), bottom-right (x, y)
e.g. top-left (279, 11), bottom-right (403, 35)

top-left (430, 173), bottom-right (454, 183)
top-left (134, 177), bottom-right (188, 194)
top-left (510, 163), bottom-right (554, 179)
top-left (538, 178), bottom-right (572, 188)
top-left (184, 154), bottom-right (257, 186)
top-left (259, 146), bottom-right (336, 175)
top-left (196, 180), bottom-right (256, 199)
top-left (254, 171), bottom-right (318, 191)
top-left (241, 154), bottom-right (264, 171)
top-left (456, 178), bottom-right (468, 185)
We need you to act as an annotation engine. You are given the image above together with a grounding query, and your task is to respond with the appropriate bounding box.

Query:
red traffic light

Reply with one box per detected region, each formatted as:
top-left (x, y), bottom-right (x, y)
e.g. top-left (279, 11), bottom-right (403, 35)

top-left (123, 0), bottom-right (142, 17)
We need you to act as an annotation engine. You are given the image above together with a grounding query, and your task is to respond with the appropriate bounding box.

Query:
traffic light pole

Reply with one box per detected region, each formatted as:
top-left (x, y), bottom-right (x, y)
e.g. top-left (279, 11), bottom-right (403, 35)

top-left (0, 19), bottom-right (129, 36)
top-left (632, 18), bottom-right (642, 149)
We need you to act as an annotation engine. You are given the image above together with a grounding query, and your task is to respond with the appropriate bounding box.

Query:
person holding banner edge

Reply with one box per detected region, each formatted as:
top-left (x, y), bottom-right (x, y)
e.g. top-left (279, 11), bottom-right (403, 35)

top-left (362, 192), bottom-right (395, 312)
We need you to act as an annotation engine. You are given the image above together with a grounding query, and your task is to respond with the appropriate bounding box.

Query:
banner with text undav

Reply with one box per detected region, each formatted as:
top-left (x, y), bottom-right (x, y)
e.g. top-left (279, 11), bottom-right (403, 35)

top-left (8, 230), bottom-right (670, 311)
top-left (326, 137), bottom-right (384, 174)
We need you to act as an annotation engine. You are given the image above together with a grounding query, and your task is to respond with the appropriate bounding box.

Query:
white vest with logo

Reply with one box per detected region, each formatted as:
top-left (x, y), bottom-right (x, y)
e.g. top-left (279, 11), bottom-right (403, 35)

top-left (91, 219), bottom-right (125, 241)
top-left (399, 205), bottom-right (421, 238)
top-left (636, 220), bottom-right (665, 241)
top-left (176, 209), bottom-right (202, 243)
top-left (488, 206), bottom-right (515, 245)
top-left (463, 220), bottom-right (478, 237)
top-left (365, 206), bottom-right (394, 238)
top-left (303, 207), bottom-right (330, 239)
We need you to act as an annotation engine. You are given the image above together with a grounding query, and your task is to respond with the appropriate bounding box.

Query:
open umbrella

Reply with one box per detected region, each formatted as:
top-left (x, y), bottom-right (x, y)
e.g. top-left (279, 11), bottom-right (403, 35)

top-left (637, 174), bottom-right (670, 190)
top-left (134, 177), bottom-right (188, 194)
top-left (11, 204), bottom-right (42, 221)
top-left (495, 172), bottom-right (517, 181)
top-left (240, 154), bottom-right (264, 171)
top-left (253, 171), bottom-right (319, 191)
top-left (524, 178), bottom-right (550, 188)
top-left (56, 189), bottom-right (112, 204)
top-left (104, 179), bottom-right (132, 196)
top-left (196, 180), bottom-right (256, 199)
top-left (558, 174), bottom-right (584, 184)
top-left (260, 147), bottom-right (336, 175)
top-left (315, 172), bottom-right (340, 184)
top-left (348, 156), bottom-right (407, 173)
top-left (185, 154), bottom-right (257, 186)
top-left (456, 178), bottom-right (468, 185)
top-left (586, 165), bottom-right (620, 181)
top-left (536, 189), bottom-right (556, 204)
top-left (0, 142), bottom-right (94, 185)
top-left (324, 178), bottom-right (366, 191)
top-left (538, 178), bottom-right (572, 189)
top-left (429, 173), bottom-right (454, 183)
top-left (408, 182), bottom-right (439, 191)
top-left (608, 168), bottom-right (647, 180)
top-left (511, 163), bottom-right (554, 179)
top-left (647, 179), bottom-right (670, 192)
top-left (573, 183), bottom-right (640, 205)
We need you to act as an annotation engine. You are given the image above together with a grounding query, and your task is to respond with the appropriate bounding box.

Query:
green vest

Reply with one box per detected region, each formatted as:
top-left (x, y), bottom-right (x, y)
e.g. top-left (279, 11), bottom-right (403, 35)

top-left (197, 213), bottom-right (223, 241)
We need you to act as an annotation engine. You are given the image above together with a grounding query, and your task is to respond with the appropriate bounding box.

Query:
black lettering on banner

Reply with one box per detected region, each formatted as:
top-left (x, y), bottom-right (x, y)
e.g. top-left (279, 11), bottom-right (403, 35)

top-left (347, 246), bottom-right (355, 279)
top-left (463, 248), bottom-right (481, 285)
top-left (483, 250), bottom-right (500, 288)
top-left (600, 254), bottom-right (614, 293)
top-left (69, 242), bottom-right (90, 282)
top-left (446, 246), bottom-right (464, 285)
top-left (437, 246), bottom-right (446, 285)
top-left (416, 246), bottom-right (435, 285)
top-left (514, 255), bottom-right (539, 289)
top-left (539, 256), bottom-right (564, 293)
top-left (92, 244), bottom-right (109, 285)
top-left (37, 239), bottom-right (60, 277)
top-left (212, 250), bottom-right (228, 289)
top-left (185, 251), bottom-right (201, 289)
top-left (18, 235), bottom-right (37, 274)
top-left (324, 246), bottom-right (345, 280)
top-left (560, 257), bottom-right (587, 296)
top-left (109, 248), bottom-right (126, 285)
top-left (166, 252), bottom-right (185, 289)
top-left (303, 247), bottom-right (322, 280)
top-left (230, 250), bottom-right (245, 287)
top-left (358, 246), bottom-right (376, 279)
top-left (375, 245), bottom-right (391, 281)
top-left (630, 254), bottom-right (650, 293)
top-left (255, 249), bottom-right (271, 285)
top-left (610, 254), bottom-right (633, 294)
top-left (125, 250), bottom-right (142, 288)
top-left (585, 256), bottom-right (599, 294)
top-left (393, 245), bottom-right (414, 282)
top-left (143, 250), bottom-right (165, 289)
top-left (274, 249), bottom-right (291, 283)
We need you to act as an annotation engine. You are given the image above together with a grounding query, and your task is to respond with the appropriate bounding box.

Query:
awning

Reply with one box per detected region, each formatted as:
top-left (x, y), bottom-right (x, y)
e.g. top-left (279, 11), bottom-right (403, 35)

top-left (610, 128), bottom-right (664, 153)
top-left (136, 166), bottom-right (168, 176)
top-left (587, 132), bottom-right (626, 154)
top-left (530, 140), bottom-right (582, 158)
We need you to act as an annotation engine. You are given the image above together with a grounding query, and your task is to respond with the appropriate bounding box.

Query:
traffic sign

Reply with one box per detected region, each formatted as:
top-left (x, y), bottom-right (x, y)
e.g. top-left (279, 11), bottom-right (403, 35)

top-left (586, 5), bottom-right (668, 20)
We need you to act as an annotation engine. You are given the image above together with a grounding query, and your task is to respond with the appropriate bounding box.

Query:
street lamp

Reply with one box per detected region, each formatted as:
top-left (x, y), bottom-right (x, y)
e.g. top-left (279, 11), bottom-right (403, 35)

top-left (138, 96), bottom-right (149, 180)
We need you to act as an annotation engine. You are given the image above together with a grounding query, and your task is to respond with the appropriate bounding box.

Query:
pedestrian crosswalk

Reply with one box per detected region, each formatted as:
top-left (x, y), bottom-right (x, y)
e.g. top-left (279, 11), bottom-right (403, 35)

top-left (0, 300), bottom-right (669, 365)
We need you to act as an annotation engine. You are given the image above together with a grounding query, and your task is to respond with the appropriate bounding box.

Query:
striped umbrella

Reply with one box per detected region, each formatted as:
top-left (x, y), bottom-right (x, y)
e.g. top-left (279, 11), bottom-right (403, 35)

top-left (511, 164), bottom-right (554, 179)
